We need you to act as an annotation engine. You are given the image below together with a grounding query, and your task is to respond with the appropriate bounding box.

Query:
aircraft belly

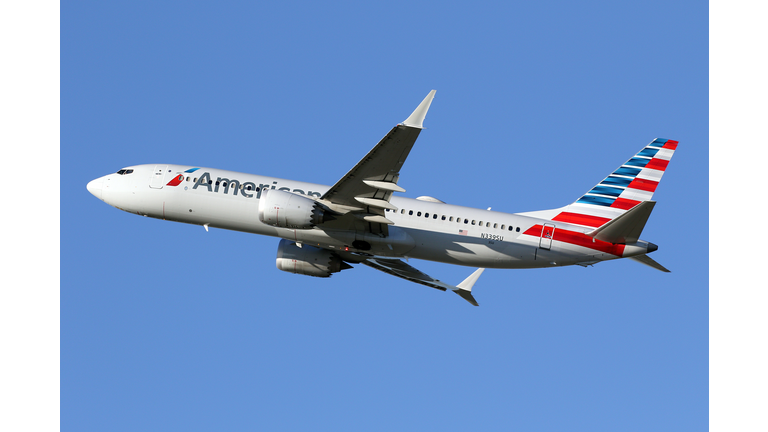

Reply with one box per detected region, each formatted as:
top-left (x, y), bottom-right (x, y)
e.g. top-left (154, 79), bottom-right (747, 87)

top-left (402, 228), bottom-right (532, 268)
top-left (401, 226), bottom-right (604, 269)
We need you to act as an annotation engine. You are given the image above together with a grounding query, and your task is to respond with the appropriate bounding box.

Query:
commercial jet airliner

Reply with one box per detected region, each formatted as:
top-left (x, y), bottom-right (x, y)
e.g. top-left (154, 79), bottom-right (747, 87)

top-left (87, 91), bottom-right (676, 306)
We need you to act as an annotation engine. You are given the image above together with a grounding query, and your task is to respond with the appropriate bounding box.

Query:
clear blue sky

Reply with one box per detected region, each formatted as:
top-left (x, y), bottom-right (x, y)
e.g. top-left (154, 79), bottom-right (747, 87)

top-left (58, 1), bottom-right (709, 430)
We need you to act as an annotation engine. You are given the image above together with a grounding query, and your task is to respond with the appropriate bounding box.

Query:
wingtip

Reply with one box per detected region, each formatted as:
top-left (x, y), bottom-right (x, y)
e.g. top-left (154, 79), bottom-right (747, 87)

top-left (454, 289), bottom-right (480, 306)
top-left (457, 268), bottom-right (485, 291)
top-left (400, 90), bottom-right (436, 129)
top-left (453, 268), bottom-right (485, 306)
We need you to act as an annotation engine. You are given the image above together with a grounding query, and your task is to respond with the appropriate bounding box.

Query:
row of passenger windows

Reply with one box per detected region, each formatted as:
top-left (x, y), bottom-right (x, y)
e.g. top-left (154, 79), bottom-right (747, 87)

top-left (385, 208), bottom-right (521, 232)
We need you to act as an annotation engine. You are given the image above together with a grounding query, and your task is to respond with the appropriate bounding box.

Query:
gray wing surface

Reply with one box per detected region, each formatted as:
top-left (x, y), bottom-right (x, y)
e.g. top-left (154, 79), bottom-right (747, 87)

top-left (319, 90), bottom-right (436, 235)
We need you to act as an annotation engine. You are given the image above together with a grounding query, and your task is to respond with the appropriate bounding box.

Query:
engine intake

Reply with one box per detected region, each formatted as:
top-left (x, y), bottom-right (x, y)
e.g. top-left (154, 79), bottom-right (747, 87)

top-left (258, 188), bottom-right (328, 229)
top-left (275, 239), bottom-right (352, 278)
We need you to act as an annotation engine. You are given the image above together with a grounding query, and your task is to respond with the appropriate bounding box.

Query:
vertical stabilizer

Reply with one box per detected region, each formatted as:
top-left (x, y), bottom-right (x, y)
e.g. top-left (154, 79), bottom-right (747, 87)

top-left (527, 138), bottom-right (677, 230)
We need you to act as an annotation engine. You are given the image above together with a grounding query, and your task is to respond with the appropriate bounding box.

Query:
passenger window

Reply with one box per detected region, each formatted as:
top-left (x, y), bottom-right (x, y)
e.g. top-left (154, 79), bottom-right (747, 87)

top-left (493, 223), bottom-right (498, 228)
top-left (464, 219), bottom-right (469, 224)
top-left (508, 226), bottom-right (514, 231)
top-left (516, 227), bottom-right (521, 232)
top-left (433, 214), bottom-right (438, 219)
top-left (401, 209), bottom-right (405, 214)
top-left (441, 215), bottom-right (446, 220)
top-left (424, 213), bottom-right (429, 218)
top-left (449, 216), bottom-right (454, 222)
top-left (409, 210), bottom-right (413, 215)
top-left (417, 211), bottom-right (422, 216)
top-left (501, 224), bottom-right (506, 230)
top-left (472, 220), bottom-right (476, 225)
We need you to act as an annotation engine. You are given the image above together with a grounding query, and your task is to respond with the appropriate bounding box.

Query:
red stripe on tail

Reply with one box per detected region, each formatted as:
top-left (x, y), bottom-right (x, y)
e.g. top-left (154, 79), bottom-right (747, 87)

top-left (627, 178), bottom-right (658, 192)
top-left (645, 158), bottom-right (669, 171)
top-left (663, 140), bottom-right (678, 150)
top-left (610, 198), bottom-right (641, 210)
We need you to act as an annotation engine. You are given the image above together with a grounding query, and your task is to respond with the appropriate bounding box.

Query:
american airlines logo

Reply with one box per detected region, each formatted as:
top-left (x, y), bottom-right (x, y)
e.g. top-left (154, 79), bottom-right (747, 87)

top-left (180, 171), bottom-right (323, 200)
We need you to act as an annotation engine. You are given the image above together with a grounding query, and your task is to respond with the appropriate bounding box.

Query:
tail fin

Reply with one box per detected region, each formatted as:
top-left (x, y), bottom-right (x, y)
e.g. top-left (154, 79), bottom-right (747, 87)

top-left (543, 138), bottom-right (678, 230)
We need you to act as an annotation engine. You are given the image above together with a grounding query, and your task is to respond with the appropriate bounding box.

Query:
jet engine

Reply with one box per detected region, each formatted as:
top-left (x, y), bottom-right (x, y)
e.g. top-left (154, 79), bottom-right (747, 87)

top-left (258, 188), bottom-right (328, 229)
top-left (275, 239), bottom-right (352, 278)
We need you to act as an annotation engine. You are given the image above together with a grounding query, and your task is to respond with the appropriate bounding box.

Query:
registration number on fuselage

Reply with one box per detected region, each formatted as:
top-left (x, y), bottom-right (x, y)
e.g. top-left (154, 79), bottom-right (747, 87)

top-left (480, 233), bottom-right (504, 242)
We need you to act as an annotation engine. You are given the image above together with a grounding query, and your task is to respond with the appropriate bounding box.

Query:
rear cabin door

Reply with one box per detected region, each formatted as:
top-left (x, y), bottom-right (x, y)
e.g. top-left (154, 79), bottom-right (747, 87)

top-left (149, 165), bottom-right (168, 189)
top-left (539, 223), bottom-right (556, 250)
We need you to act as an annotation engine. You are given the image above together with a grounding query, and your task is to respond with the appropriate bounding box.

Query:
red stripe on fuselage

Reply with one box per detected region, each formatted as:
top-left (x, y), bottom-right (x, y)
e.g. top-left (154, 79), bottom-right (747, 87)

top-left (523, 224), bottom-right (626, 256)
top-left (552, 212), bottom-right (611, 228)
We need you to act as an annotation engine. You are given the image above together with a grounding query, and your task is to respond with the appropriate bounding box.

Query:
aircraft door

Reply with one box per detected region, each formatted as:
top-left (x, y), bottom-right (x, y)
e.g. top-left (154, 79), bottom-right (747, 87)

top-left (539, 223), bottom-right (555, 250)
top-left (149, 165), bottom-right (168, 189)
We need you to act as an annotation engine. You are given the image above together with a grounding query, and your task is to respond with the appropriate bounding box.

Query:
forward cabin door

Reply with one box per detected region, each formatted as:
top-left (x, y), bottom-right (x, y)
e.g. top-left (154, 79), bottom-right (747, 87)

top-left (539, 223), bottom-right (555, 250)
top-left (150, 165), bottom-right (168, 189)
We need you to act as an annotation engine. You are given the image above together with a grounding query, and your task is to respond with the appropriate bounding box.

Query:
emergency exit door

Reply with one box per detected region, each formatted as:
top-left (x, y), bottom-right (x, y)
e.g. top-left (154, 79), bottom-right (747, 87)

top-left (539, 223), bottom-right (556, 250)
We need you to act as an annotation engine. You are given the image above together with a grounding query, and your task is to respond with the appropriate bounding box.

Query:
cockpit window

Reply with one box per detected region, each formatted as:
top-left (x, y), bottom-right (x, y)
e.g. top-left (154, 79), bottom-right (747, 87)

top-left (116, 169), bottom-right (134, 175)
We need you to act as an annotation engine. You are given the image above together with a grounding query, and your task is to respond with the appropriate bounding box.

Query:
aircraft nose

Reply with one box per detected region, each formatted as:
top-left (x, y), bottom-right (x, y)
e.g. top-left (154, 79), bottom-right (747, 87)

top-left (87, 177), bottom-right (103, 200)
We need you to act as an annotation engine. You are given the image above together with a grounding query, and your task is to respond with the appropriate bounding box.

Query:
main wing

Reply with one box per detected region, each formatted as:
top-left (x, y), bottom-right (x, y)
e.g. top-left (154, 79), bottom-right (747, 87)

top-left (362, 257), bottom-right (485, 306)
top-left (318, 90), bottom-right (436, 235)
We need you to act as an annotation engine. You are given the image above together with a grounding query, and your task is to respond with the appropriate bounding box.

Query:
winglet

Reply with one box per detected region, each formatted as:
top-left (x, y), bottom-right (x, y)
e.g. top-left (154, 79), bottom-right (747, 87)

top-left (400, 90), bottom-right (436, 129)
top-left (452, 268), bottom-right (485, 306)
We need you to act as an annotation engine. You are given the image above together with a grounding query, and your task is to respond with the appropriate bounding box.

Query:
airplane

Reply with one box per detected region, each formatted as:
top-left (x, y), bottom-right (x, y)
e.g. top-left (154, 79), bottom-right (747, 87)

top-left (86, 90), bottom-right (676, 306)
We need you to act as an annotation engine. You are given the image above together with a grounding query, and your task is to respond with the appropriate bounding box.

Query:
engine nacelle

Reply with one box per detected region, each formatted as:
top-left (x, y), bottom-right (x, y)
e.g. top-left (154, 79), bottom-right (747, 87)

top-left (275, 239), bottom-right (351, 277)
top-left (258, 188), bottom-right (326, 229)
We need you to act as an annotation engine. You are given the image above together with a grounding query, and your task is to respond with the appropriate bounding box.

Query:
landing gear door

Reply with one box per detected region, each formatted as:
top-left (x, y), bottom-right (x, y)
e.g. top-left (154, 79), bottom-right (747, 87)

top-left (150, 165), bottom-right (168, 189)
top-left (539, 223), bottom-right (555, 250)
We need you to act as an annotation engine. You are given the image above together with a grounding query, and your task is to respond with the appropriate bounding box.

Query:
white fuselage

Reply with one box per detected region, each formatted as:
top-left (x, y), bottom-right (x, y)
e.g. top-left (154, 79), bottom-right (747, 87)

top-left (87, 164), bottom-right (653, 270)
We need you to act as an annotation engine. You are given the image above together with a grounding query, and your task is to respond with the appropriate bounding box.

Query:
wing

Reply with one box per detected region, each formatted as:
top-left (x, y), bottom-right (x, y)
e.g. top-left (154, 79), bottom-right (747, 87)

top-left (318, 90), bottom-right (436, 235)
top-left (362, 257), bottom-right (484, 306)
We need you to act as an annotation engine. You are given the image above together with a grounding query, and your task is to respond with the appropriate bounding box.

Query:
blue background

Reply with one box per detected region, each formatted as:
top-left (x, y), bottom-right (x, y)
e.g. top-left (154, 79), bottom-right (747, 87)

top-left (62, 1), bottom-right (707, 430)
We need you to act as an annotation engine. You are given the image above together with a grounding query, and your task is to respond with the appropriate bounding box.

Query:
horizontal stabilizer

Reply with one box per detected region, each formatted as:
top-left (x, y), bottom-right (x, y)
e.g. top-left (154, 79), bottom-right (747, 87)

top-left (629, 254), bottom-right (670, 272)
top-left (587, 201), bottom-right (656, 244)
